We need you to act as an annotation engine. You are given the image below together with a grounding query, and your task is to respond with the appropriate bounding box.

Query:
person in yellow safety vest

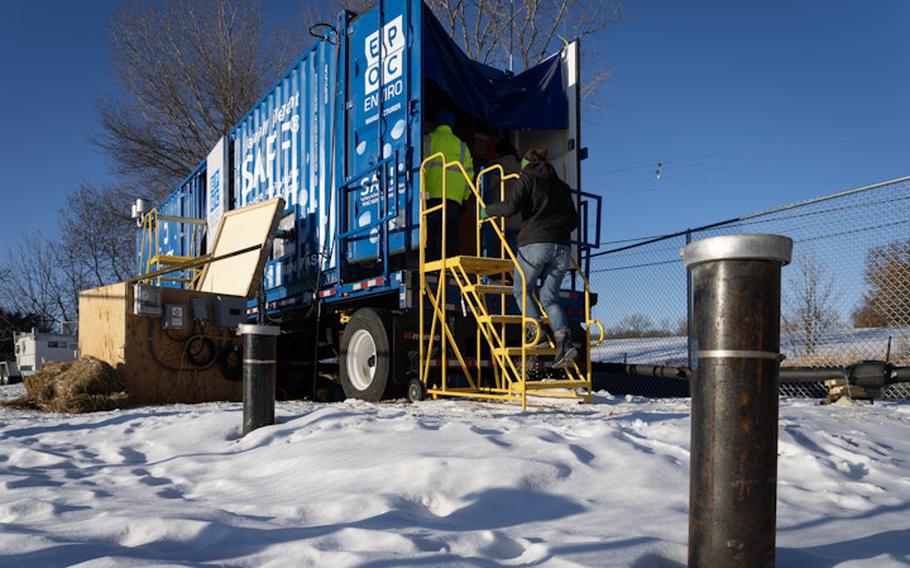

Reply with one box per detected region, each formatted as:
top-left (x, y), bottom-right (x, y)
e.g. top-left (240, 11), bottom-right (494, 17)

top-left (423, 108), bottom-right (474, 262)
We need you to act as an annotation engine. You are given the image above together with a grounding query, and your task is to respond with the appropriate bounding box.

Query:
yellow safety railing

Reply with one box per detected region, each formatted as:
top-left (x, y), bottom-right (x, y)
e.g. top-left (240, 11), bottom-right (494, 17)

top-left (418, 151), bottom-right (604, 409)
top-left (138, 208), bottom-right (207, 288)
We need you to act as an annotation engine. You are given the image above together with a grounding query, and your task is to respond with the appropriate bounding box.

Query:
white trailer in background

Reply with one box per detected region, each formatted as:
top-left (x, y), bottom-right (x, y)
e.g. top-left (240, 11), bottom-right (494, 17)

top-left (0, 361), bottom-right (20, 385)
top-left (0, 328), bottom-right (77, 384)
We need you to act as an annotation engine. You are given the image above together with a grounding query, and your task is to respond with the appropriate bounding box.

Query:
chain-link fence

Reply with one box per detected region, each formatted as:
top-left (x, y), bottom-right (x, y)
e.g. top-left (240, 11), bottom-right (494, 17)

top-left (589, 176), bottom-right (910, 399)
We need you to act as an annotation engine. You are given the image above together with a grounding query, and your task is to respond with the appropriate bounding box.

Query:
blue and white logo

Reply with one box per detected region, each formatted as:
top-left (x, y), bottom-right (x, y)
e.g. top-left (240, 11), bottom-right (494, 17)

top-left (208, 169), bottom-right (221, 213)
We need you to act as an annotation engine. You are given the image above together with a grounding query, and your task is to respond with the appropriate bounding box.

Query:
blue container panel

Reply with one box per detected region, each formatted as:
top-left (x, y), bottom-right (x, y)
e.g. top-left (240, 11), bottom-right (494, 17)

top-left (343, 0), bottom-right (421, 264)
top-left (232, 27), bottom-right (342, 295)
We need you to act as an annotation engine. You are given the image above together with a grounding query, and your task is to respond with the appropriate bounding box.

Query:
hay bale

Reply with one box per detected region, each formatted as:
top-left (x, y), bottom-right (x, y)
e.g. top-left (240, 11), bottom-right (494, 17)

top-left (3, 356), bottom-right (128, 413)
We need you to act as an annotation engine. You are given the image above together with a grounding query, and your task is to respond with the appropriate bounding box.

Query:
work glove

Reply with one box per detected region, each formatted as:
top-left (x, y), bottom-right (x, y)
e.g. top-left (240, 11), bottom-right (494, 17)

top-left (480, 207), bottom-right (490, 220)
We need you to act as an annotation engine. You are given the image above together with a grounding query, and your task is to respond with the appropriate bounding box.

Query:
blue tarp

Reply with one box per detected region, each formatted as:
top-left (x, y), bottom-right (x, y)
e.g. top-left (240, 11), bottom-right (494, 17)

top-left (422, 7), bottom-right (568, 130)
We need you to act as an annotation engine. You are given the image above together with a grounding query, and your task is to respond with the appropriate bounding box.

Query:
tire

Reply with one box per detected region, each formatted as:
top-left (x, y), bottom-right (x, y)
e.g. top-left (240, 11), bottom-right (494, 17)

top-left (406, 378), bottom-right (425, 403)
top-left (339, 308), bottom-right (392, 401)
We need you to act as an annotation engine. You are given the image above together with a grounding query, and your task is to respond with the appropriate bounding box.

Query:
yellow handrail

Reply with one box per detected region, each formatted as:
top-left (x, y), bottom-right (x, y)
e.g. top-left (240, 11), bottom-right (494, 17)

top-left (570, 257), bottom-right (607, 348)
top-left (137, 208), bottom-right (207, 287)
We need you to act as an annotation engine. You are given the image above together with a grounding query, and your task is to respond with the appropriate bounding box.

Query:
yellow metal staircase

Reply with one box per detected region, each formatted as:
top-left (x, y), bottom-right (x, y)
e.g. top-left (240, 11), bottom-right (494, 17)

top-left (418, 153), bottom-right (605, 410)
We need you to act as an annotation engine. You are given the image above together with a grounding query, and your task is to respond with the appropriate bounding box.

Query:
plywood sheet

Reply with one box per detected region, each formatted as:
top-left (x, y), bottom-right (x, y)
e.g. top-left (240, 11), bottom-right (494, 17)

top-left (79, 283), bottom-right (242, 406)
top-left (196, 198), bottom-right (284, 297)
top-left (78, 282), bottom-right (128, 366)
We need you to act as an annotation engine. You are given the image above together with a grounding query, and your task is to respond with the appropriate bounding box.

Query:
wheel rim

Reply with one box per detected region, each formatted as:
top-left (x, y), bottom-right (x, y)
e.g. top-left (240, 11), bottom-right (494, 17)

top-left (347, 329), bottom-right (377, 391)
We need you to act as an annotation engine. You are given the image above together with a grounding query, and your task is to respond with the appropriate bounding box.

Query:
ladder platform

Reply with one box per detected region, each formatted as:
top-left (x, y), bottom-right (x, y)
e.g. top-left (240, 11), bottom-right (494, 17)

top-left (478, 314), bottom-right (523, 325)
top-left (423, 256), bottom-right (514, 275)
top-left (467, 283), bottom-right (515, 295)
top-left (494, 346), bottom-right (557, 356)
top-left (478, 314), bottom-right (548, 325)
top-left (525, 380), bottom-right (591, 389)
top-left (149, 254), bottom-right (194, 266)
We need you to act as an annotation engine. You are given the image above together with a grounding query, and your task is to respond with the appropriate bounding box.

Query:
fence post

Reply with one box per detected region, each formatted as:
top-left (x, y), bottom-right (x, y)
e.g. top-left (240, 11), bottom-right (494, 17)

top-left (685, 229), bottom-right (693, 370)
top-left (238, 324), bottom-right (280, 436)
top-left (682, 234), bottom-right (792, 568)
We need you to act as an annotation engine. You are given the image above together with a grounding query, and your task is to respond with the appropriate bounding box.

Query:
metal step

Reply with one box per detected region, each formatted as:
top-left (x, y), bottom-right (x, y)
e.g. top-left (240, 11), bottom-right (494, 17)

top-left (493, 346), bottom-right (557, 356)
top-left (525, 379), bottom-right (591, 389)
top-left (478, 314), bottom-right (524, 325)
top-left (478, 314), bottom-right (548, 325)
top-left (423, 255), bottom-right (514, 276)
top-left (466, 283), bottom-right (514, 295)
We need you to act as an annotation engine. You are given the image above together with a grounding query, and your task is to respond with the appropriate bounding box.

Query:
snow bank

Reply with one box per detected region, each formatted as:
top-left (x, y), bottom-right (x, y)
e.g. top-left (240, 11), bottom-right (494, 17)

top-left (1, 385), bottom-right (909, 566)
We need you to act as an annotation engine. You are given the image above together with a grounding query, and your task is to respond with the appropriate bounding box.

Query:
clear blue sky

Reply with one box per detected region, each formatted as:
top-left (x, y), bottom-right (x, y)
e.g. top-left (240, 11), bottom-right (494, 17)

top-left (1, 0), bottom-right (908, 246)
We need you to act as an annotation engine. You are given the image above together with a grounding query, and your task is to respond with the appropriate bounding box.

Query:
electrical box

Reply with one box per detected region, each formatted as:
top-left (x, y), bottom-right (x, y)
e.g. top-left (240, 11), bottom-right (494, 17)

top-left (213, 296), bottom-right (246, 328)
top-left (191, 297), bottom-right (208, 320)
top-left (133, 284), bottom-right (163, 317)
top-left (163, 304), bottom-right (188, 330)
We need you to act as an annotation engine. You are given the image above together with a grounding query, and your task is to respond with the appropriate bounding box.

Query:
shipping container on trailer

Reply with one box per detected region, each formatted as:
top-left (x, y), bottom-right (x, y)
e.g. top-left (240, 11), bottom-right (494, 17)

top-left (138, 0), bottom-right (604, 402)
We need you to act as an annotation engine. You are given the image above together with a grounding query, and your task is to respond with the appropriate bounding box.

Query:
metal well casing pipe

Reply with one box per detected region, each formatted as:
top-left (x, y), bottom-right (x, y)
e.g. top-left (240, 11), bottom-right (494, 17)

top-left (238, 324), bottom-right (280, 436)
top-left (682, 234), bottom-right (792, 568)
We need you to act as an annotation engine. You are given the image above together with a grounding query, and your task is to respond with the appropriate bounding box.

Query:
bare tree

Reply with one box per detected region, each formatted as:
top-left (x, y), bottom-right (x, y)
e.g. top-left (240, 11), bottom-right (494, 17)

top-left (60, 183), bottom-right (137, 287)
top-left (852, 293), bottom-right (889, 328)
top-left (0, 185), bottom-right (136, 329)
top-left (674, 316), bottom-right (688, 337)
top-left (607, 313), bottom-right (674, 339)
top-left (855, 238), bottom-right (910, 329)
top-left (0, 234), bottom-right (85, 328)
top-left (783, 255), bottom-right (841, 358)
top-left (426, 0), bottom-right (622, 100)
top-left (94, 0), bottom-right (296, 195)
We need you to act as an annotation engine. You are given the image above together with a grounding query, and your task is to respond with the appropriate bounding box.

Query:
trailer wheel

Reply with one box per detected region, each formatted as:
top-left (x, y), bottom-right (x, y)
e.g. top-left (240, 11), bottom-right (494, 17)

top-left (339, 308), bottom-right (392, 401)
top-left (406, 378), bottom-right (425, 403)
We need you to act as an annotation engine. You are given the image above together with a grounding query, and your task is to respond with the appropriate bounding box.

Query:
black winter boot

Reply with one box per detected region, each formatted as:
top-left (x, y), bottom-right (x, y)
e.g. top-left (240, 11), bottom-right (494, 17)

top-left (552, 331), bottom-right (577, 369)
top-left (525, 324), bottom-right (539, 347)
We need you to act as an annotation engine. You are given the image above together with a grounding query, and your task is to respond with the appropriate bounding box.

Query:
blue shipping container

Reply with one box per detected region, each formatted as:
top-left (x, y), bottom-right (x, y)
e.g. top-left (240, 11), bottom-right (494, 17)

top-left (145, 0), bottom-right (599, 313)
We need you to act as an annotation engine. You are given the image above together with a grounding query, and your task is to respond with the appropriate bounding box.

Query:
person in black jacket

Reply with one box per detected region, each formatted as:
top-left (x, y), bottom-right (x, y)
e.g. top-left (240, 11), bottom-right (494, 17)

top-left (482, 146), bottom-right (579, 368)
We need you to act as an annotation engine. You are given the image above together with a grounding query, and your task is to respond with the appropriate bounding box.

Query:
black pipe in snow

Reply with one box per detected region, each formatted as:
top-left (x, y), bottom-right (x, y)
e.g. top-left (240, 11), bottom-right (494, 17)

top-left (239, 324), bottom-right (279, 436)
top-left (683, 234), bottom-right (792, 568)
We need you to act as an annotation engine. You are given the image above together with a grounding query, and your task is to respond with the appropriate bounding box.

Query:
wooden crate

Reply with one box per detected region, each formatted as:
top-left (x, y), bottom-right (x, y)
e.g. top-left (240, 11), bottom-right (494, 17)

top-left (78, 282), bottom-right (242, 405)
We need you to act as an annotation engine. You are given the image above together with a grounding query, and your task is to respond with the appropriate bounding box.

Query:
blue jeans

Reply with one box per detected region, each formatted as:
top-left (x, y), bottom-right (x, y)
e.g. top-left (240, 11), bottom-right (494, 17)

top-left (513, 243), bottom-right (571, 334)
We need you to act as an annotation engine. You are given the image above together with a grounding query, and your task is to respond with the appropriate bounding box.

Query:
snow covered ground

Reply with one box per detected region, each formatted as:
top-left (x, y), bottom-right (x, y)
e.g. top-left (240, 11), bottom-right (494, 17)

top-left (2, 383), bottom-right (910, 567)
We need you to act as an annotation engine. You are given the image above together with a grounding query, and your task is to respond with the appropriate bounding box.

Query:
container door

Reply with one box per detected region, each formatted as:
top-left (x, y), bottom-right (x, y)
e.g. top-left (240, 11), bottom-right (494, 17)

top-left (515, 41), bottom-right (581, 193)
top-left (343, 0), bottom-right (412, 264)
